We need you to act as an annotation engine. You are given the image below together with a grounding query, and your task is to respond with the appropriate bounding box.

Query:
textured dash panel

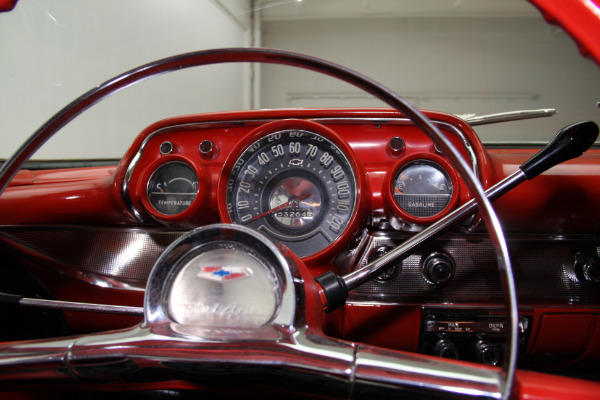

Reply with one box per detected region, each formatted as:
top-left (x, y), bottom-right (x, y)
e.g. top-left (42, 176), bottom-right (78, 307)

top-left (350, 233), bottom-right (600, 305)
top-left (0, 227), bottom-right (184, 288)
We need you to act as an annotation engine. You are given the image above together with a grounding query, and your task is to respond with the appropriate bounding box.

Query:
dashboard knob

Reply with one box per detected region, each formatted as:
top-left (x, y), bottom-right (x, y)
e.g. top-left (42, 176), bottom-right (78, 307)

top-left (476, 342), bottom-right (502, 366)
top-left (423, 253), bottom-right (455, 285)
top-left (387, 137), bottom-right (405, 157)
top-left (574, 252), bottom-right (600, 283)
top-left (159, 141), bottom-right (174, 155)
top-left (434, 340), bottom-right (459, 359)
top-left (199, 140), bottom-right (218, 160)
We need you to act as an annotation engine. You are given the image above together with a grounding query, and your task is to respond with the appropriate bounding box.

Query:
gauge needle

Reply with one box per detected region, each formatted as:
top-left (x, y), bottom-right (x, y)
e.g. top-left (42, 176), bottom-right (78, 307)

top-left (253, 193), bottom-right (311, 221)
top-left (395, 187), bottom-right (403, 195)
top-left (428, 179), bottom-right (441, 190)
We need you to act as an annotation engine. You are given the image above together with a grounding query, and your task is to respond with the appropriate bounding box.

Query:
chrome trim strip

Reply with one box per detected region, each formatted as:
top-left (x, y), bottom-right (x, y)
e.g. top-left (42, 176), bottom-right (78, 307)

top-left (462, 108), bottom-right (556, 126)
top-left (122, 150), bottom-right (146, 222)
top-left (18, 297), bottom-right (143, 316)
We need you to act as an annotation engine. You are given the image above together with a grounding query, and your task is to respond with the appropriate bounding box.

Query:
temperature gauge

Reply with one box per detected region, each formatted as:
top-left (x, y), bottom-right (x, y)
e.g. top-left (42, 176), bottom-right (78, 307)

top-left (147, 161), bottom-right (198, 215)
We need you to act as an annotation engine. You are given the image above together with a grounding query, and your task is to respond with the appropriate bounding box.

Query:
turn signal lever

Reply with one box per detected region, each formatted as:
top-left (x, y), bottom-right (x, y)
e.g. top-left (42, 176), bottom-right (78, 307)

top-left (316, 120), bottom-right (599, 312)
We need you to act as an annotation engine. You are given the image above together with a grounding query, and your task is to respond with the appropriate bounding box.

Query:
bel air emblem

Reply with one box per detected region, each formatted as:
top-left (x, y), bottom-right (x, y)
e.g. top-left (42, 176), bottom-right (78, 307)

top-left (197, 266), bottom-right (252, 282)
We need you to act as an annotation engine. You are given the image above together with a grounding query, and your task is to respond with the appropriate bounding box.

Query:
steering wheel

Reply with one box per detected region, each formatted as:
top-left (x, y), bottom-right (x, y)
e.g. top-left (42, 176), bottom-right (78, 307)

top-left (0, 48), bottom-right (517, 399)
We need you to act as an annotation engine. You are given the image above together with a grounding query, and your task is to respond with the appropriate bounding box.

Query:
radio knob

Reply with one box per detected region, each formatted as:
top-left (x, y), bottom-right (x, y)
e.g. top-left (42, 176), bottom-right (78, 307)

top-left (434, 340), bottom-right (459, 359)
top-left (423, 253), bottom-right (455, 285)
top-left (476, 342), bottom-right (502, 366)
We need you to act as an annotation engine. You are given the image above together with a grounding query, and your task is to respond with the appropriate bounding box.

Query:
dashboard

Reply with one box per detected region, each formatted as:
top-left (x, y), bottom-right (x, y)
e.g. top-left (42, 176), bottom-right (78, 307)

top-left (1, 107), bottom-right (599, 370)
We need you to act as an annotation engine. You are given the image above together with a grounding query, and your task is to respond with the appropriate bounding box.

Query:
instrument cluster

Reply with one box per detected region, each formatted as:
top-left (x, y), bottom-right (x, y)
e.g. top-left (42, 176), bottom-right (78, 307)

top-left (124, 110), bottom-right (483, 264)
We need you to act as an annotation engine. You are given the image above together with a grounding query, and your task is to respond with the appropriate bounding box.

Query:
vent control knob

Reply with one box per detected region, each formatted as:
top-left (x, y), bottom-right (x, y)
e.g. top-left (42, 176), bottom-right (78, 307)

top-left (423, 253), bottom-right (455, 285)
top-left (574, 253), bottom-right (600, 283)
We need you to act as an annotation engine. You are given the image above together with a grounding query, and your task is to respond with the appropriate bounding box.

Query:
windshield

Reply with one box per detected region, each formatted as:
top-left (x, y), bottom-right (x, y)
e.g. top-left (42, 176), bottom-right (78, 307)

top-left (1, 0), bottom-right (599, 161)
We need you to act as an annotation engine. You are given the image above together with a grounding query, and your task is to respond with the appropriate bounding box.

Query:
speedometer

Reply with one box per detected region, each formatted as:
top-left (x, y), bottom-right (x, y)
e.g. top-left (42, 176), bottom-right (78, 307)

top-left (220, 125), bottom-right (360, 259)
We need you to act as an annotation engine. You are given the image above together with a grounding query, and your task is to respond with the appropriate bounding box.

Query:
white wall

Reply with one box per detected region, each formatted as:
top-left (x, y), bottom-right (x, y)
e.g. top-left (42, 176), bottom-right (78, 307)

top-left (259, 14), bottom-right (600, 143)
top-left (0, 0), bottom-right (251, 159)
top-left (3, 0), bottom-right (599, 160)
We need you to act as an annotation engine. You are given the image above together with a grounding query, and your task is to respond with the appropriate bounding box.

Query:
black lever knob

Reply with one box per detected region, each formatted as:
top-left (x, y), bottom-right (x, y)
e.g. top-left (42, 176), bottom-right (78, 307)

top-left (520, 121), bottom-right (599, 180)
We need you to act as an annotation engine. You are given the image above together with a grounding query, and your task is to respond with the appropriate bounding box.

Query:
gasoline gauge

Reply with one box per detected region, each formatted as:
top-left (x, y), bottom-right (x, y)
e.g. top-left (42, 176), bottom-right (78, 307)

top-left (391, 159), bottom-right (455, 220)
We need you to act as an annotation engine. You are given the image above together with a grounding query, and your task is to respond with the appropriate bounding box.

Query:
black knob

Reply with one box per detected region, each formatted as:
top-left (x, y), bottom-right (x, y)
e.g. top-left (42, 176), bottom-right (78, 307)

top-left (423, 253), bottom-right (455, 285)
top-left (434, 340), bottom-right (459, 359)
top-left (574, 252), bottom-right (600, 283)
top-left (476, 342), bottom-right (502, 366)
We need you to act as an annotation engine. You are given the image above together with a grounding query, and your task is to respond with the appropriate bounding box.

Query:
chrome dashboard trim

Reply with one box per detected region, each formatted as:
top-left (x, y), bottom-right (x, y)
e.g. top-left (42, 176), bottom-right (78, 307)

top-left (462, 108), bottom-right (556, 126)
top-left (5, 224), bottom-right (595, 308)
top-left (17, 297), bottom-right (144, 316)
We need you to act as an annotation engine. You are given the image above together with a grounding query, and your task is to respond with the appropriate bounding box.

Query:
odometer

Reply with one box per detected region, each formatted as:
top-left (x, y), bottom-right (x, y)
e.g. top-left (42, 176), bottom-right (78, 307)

top-left (225, 129), bottom-right (357, 258)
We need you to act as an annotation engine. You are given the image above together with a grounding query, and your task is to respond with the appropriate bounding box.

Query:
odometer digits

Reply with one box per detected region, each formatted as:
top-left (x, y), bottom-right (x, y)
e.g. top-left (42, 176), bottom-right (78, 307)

top-left (226, 130), bottom-right (357, 258)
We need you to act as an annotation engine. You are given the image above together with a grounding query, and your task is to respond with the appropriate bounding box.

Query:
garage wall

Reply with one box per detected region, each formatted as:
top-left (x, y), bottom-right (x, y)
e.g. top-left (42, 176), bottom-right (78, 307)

top-left (260, 15), bottom-right (600, 143)
top-left (0, 0), bottom-right (251, 159)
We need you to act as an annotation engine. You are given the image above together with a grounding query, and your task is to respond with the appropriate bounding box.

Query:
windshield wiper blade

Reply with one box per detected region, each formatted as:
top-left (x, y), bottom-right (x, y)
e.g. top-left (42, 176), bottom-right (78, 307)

top-left (458, 108), bottom-right (556, 125)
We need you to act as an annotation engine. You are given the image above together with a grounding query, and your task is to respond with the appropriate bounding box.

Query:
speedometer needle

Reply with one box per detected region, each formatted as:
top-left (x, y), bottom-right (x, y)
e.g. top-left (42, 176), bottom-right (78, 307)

top-left (252, 192), bottom-right (311, 221)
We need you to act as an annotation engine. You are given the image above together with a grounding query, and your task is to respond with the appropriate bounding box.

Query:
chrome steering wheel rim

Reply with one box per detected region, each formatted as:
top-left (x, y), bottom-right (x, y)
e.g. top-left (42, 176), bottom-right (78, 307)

top-left (0, 47), bottom-right (517, 399)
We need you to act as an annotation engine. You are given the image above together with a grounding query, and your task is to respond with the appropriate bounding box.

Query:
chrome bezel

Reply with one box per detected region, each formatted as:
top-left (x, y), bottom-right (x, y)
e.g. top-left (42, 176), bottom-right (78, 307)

top-left (146, 160), bottom-right (199, 216)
